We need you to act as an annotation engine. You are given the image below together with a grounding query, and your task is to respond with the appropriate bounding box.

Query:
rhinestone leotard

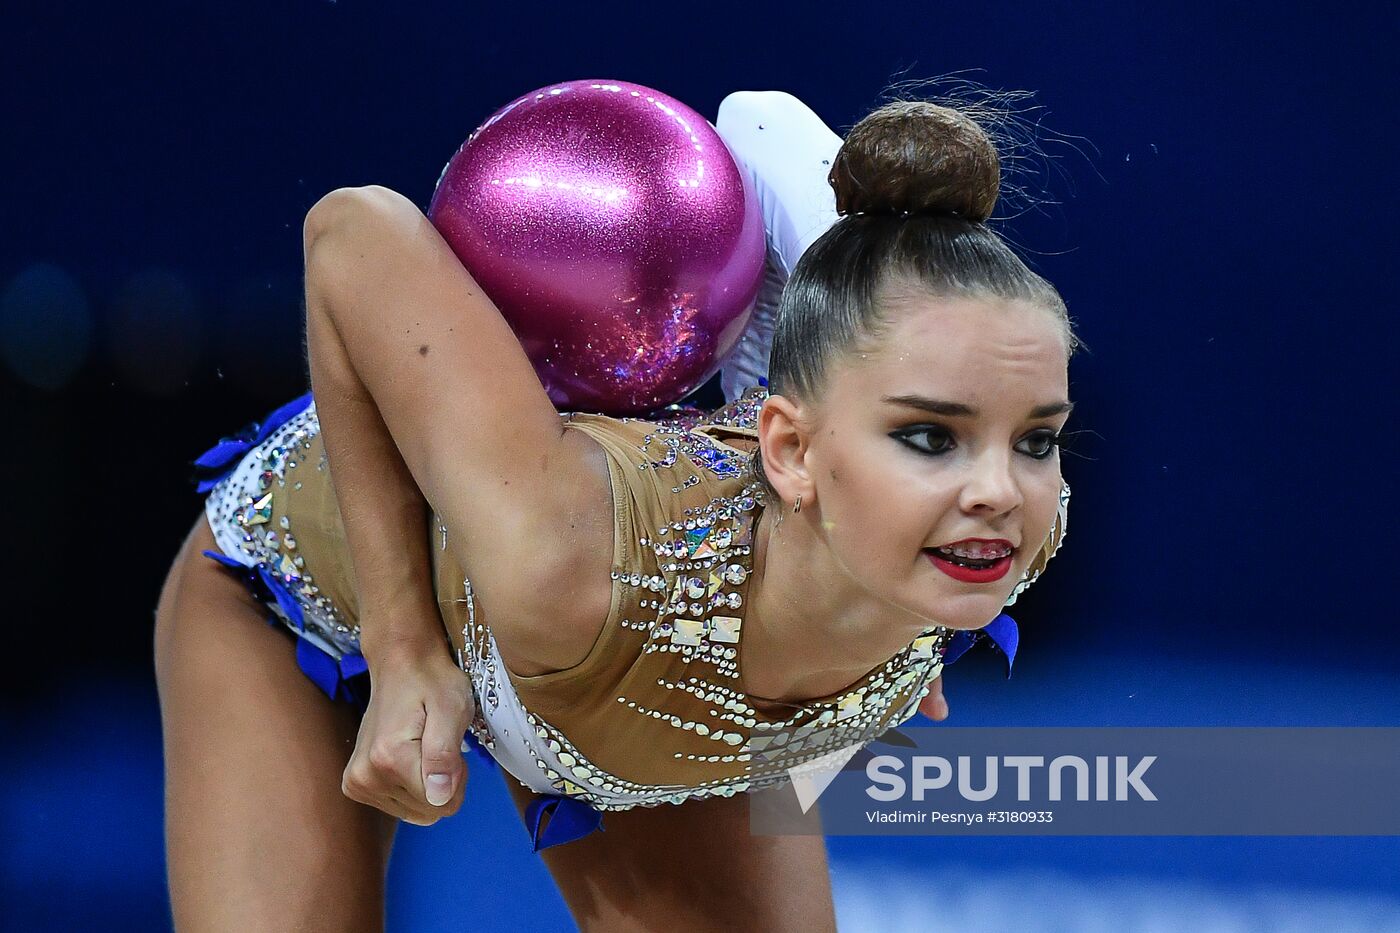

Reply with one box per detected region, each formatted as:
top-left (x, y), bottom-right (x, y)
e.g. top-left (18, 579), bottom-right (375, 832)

top-left (202, 386), bottom-right (1018, 812)
top-left (437, 389), bottom-right (956, 810)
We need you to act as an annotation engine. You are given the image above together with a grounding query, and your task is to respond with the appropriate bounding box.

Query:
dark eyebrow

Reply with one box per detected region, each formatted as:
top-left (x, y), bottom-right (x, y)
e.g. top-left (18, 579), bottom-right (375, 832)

top-left (881, 394), bottom-right (1074, 419)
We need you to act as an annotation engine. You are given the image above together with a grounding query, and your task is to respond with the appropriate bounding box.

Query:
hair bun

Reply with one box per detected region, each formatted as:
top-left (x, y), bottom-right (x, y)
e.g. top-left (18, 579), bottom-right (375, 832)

top-left (827, 100), bottom-right (1000, 223)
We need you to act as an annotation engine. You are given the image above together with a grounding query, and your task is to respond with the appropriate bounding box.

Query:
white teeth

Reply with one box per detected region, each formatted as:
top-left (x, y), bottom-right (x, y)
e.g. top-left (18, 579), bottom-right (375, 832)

top-left (940, 542), bottom-right (1011, 560)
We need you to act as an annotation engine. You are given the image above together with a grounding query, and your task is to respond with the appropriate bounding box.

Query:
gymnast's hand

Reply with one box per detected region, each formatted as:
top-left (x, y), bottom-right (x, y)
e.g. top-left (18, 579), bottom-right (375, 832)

top-left (917, 674), bottom-right (950, 722)
top-left (341, 639), bottom-right (476, 825)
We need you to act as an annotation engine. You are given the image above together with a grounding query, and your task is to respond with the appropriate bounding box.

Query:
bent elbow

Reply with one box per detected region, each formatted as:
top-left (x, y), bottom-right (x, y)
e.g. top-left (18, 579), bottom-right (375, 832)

top-left (304, 187), bottom-right (363, 259)
top-left (303, 185), bottom-right (414, 257)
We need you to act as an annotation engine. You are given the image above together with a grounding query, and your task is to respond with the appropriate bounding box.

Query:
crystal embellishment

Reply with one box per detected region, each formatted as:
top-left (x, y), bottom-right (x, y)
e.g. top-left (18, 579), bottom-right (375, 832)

top-left (710, 616), bottom-right (741, 643)
top-left (243, 493), bottom-right (273, 526)
top-left (671, 619), bottom-right (705, 646)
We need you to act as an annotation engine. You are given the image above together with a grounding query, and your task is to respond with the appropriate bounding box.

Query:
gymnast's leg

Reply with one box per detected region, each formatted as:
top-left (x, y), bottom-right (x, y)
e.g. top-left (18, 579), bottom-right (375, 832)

top-left (502, 778), bottom-right (837, 932)
top-left (154, 515), bottom-right (399, 931)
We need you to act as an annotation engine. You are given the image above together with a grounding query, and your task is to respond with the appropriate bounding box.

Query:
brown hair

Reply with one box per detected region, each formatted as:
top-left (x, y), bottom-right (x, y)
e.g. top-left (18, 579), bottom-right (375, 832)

top-left (750, 85), bottom-right (1080, 505)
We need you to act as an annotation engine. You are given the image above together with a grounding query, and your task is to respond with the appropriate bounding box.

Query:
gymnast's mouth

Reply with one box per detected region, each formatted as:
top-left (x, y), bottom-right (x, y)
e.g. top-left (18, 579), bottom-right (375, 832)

top-left (923, 539), bottom-right (1013, 570)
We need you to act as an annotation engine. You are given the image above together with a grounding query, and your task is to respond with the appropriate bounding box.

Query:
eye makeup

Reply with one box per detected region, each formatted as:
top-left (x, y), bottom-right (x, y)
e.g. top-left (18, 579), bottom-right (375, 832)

top-left (890, 426), bottom-right (1062, 460)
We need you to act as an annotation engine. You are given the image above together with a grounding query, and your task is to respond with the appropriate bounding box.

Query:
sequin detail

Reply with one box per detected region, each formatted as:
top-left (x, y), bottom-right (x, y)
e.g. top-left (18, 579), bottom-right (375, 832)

top-left (447, 387), bottom-right (953, 811)
top-left (200, 387), bottom-right (1015, 818)
top-left (203, 404), bottom-right (360, 658)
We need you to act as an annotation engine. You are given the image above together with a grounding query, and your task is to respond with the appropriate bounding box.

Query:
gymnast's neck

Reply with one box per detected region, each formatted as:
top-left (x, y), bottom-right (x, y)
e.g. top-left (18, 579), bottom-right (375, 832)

top-left (741, 496), bottom-right (938, 708)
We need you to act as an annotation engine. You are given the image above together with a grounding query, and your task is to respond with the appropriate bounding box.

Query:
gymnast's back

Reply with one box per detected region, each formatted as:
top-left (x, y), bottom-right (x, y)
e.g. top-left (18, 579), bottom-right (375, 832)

top-left (198, 385), bottom-right (948, 811)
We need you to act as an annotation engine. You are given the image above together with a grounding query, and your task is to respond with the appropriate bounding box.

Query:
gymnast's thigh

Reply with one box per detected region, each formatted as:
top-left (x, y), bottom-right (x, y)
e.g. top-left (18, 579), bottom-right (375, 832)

top-left (501, 779), bottom-right (836, 932)
top-left (154, 514), bottom-right (399, 932)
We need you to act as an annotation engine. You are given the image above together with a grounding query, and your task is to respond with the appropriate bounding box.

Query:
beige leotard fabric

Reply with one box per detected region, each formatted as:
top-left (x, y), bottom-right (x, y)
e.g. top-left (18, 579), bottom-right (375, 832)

top-left (433, 403), bottom-right (950, 809)
top-left (204, 387), bottom-right (1062, 811)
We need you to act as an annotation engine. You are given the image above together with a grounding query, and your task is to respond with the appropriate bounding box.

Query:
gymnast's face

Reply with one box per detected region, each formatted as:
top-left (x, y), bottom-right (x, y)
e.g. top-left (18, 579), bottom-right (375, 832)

top-left (800, 292), bottom-right (1070, 631)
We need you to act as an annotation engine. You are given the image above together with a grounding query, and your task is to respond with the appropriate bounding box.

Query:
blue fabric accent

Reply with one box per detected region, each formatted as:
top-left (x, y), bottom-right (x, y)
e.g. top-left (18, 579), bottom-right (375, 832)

top-left (200, 547), bottom-right (370, 712)
top-left (982, 613), bottom-right (1019, 674)
top-left (198, 550), bottom-right (308, 635)
top-left (294, 637), bottom-right (370, 708)
top-left (340, 652), bottom-right (369, 680)
top-left (253, 564), bottom-right (304, 632)
top-left (192, 392), bottom-right (314, 492)
top-left (941, 613), bottom-right (1019, 678)
top-left (525, 794), bottom-right (605, 851)
top-left (200, 548), bottom-right (247, 571)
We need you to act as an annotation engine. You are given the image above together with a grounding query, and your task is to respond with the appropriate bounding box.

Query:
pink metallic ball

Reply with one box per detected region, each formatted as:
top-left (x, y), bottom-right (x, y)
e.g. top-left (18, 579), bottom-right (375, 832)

top-left (428, 79), bottom-right (765, 415)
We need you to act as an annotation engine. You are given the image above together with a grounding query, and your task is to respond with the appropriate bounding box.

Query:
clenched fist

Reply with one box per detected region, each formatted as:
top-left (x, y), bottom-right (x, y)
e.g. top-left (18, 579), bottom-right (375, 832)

top-left (342, 646), bottom-right (476, 826)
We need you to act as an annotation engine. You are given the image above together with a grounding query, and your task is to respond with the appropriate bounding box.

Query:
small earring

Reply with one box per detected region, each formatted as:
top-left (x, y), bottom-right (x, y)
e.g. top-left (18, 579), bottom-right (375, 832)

top-left (793, 494), bottom-right (802, 514)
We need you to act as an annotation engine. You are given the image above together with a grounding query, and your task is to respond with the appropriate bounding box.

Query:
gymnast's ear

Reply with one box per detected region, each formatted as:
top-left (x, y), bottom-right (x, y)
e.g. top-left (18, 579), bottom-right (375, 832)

top-left (756, 393), bottom-right (816, 508)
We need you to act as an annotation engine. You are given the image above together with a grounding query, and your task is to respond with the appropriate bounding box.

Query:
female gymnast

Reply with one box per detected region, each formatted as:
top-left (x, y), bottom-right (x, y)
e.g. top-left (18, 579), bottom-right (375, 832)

top-left (154, 89), bottom-right (1075, 931)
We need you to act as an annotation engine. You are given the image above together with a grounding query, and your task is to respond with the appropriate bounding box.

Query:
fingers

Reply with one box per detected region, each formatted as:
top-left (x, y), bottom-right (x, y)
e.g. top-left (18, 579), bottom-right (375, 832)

top-left (342, 730), bottom-right (419, 814)
top-left (389, 766), bottom-right (468, 826)
top-left (344, 736), bottom-right (468, 826)
top-left (387, 793), bottom-right (431, 826)
top-left (340, 696), bottom-right (428, 817)
top-left (341, 662), bottom-right (476, 826)
top-left (917, 674), bottom-right (950, 722)
top-left (419, 690), bottom-right (474, 808)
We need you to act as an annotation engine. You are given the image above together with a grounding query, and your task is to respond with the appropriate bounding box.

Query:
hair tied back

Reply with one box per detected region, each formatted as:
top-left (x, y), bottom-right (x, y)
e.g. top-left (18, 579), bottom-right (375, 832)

top-left (826, 100), bottom-right (1000, 223)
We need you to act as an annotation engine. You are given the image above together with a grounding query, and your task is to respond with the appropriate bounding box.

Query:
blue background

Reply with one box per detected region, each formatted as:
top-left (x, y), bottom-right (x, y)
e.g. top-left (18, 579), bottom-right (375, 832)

top-left (3, 1), bottom-right (1396, 929)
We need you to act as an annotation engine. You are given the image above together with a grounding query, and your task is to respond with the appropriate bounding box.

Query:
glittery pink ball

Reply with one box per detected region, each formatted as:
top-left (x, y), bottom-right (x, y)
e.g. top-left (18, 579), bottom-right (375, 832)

top-left (428, 79), bottom-right (765, 416)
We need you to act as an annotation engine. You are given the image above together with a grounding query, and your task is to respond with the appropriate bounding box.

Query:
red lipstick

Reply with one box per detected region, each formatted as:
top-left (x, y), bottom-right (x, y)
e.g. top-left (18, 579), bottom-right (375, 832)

top-left (924, 538), bottom-right (1014, 584)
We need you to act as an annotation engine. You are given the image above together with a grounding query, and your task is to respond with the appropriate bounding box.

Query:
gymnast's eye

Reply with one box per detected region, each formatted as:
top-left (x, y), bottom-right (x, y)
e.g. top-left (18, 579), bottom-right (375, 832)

top-left (893, 426), bottom-right (955, 457)
top-left (1016, 430), bottom-right (1061, 460)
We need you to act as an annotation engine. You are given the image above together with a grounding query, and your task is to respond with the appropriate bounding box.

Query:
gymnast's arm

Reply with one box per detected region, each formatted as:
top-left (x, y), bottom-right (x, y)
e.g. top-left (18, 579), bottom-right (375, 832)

top-left (299, 185), bottom-right (611, 651)
top-left (304, 322), bottom-right (444, 665)
top-left (301, 184), bottom-right (616, 807)
top-left (302, 206), bottom-right (477, 827)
